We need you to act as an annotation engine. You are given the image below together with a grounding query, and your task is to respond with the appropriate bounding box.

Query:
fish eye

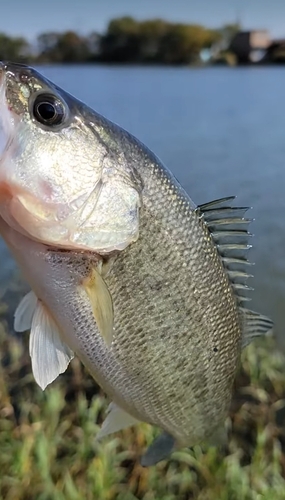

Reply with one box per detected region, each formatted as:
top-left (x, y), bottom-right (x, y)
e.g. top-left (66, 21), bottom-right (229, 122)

top-left (32, 93), bottom-right (65, 127)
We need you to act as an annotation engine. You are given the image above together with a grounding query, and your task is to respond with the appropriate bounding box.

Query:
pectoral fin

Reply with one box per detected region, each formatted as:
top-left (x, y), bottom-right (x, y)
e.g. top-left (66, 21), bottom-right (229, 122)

top-left (82, 267), bottom-right (114, 346)
top-left (29, 301), bottom-right (74, 390)
top-left (141, 432), bottom-right (176, 467)
top-left (96, 402), bottom-right (140, 440)
top-left (14, 290), bottom-right (38, 332)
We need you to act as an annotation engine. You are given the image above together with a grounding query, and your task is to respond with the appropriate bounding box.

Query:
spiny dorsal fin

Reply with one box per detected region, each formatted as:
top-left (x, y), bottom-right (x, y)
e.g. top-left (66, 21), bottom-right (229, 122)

top-left (240, 308), bottom-right (274, 348)
top-left (196, 196), bottom-right (253, 303)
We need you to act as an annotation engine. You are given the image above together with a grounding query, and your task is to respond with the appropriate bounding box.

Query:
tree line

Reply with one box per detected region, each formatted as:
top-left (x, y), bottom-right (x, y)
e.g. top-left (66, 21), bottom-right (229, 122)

top-left (0, 17), bottom-right (241, 65)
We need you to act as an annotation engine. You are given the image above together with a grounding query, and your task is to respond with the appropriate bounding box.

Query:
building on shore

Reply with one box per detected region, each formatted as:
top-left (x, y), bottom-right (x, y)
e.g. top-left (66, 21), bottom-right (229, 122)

top-left (264, 39), bottom-right (285, 63)
top-left (229, 30), bottom-right (271, 63)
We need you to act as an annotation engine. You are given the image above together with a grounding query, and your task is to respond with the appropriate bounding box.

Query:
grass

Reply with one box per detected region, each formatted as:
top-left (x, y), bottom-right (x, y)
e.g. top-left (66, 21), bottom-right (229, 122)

top-left (1, 282), bottom-right (285, 499)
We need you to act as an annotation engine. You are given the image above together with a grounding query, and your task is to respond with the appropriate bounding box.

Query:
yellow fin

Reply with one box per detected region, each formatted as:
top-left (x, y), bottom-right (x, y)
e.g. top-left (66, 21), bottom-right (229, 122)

top-left (82, 267), bottom-right (114, 347)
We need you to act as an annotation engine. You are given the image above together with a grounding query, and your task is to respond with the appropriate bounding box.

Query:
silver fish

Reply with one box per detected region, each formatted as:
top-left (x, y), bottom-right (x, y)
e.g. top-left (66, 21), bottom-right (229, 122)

top-left (0, 62), bottom-right (273, 466)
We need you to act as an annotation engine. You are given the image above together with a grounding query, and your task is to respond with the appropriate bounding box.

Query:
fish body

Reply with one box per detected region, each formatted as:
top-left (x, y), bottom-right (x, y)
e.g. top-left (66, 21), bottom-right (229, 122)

top-left (0, 62), bottom-right (273, 465)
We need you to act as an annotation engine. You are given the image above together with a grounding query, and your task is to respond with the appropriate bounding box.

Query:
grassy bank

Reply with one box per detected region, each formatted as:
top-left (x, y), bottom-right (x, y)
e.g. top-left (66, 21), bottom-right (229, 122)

top-left (1, 287), bottom-right (285, 500)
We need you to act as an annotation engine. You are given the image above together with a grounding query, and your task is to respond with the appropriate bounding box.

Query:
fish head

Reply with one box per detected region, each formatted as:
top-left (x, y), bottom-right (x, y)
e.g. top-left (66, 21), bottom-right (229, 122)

top-left (0, 61), bottom-right (141, 253)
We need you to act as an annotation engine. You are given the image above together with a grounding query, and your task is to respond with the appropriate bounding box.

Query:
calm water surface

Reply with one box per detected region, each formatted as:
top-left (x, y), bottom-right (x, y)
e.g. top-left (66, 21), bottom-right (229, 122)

top-left (2, 65), bottom-right (285, 346)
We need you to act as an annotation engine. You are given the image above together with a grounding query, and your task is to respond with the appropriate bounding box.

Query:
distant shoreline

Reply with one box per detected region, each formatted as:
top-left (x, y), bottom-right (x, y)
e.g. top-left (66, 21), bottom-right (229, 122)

top-left (32, 61), bottom-right (285, 68)
top-left (2, 19), bottom-right (284, 68)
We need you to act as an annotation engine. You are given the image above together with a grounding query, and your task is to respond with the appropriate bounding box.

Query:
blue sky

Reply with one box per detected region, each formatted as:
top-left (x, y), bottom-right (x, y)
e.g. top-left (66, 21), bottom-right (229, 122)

top-left (2, 0), bottom-right (284, 41)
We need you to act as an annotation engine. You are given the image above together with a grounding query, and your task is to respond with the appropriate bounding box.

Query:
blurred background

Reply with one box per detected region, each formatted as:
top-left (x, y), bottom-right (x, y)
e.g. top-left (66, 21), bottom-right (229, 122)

top-left (1, 1), bottom-right (285, 499)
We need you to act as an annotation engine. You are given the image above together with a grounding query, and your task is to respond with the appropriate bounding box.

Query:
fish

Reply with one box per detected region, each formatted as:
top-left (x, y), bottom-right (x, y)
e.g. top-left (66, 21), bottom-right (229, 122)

top-left (0, 61), bottom-right (273, 466)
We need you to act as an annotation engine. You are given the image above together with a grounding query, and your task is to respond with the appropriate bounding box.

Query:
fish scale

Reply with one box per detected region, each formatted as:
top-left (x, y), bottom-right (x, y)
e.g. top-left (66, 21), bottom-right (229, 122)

top-left (101, 188), bottom-right (240, 443)
top-left (39, 184), bottom-right (240, 444)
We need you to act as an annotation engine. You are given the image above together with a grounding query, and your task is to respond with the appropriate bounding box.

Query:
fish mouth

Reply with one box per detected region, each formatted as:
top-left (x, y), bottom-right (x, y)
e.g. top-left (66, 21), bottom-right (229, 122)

top-left (0, 61), bottom-right (28, 161)
top-left (0, 62), bottom-right (45, 245)
top-left (0, 62), bottom-right (26, 237)
top-left (0, 62), bottom-right (23, 176)
top-left (0, 62), bottom-right (11, 162)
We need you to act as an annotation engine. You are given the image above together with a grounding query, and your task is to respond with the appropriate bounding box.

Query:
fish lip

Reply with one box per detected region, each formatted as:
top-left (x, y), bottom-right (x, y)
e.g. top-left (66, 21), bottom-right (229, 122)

top-left (0, 60), bottom-right (32, 80)
top-left (0, 62), bottom-right (9, 163)
top-left (0, 61), bottom-right (20, 165)
top-left (0, 60), bottom-right (34, 102)
top-left (0, 61), bottom-right (3, 83)
top-left (0, 60), bottom-right (5, 98)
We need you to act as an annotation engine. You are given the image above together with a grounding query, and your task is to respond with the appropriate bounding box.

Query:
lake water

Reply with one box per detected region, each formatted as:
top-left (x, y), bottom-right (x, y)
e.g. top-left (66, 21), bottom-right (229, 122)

top-left (1, 64), bottom-right (285, 347)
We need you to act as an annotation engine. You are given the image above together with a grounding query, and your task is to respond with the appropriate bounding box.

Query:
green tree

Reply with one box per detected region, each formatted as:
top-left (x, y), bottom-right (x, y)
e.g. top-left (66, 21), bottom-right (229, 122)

top-left (100, 17), bottom-right (140, 62)
top-left (139, 19), bottom-right (170, 62)
top-left (107, 16), bottom-right (139, 36)
top-left (56, 31), bottom-right (89, 62)
top-left (37, 32), bottom-right (60, 62)
top-left (34, 18), bottom-right (240, 65)
top-left (37, 31), bottom-right (90, 63)
top-left (86, 32), bottom-right (101, 60)
top-left (204, 29), bottom-right (223, 48)
top-left (160, 24), bottom-right (212, 64)
top-left (0, 33), bottom-right (30, 62)
top-left (220, 23), bottom-right (241, 46)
